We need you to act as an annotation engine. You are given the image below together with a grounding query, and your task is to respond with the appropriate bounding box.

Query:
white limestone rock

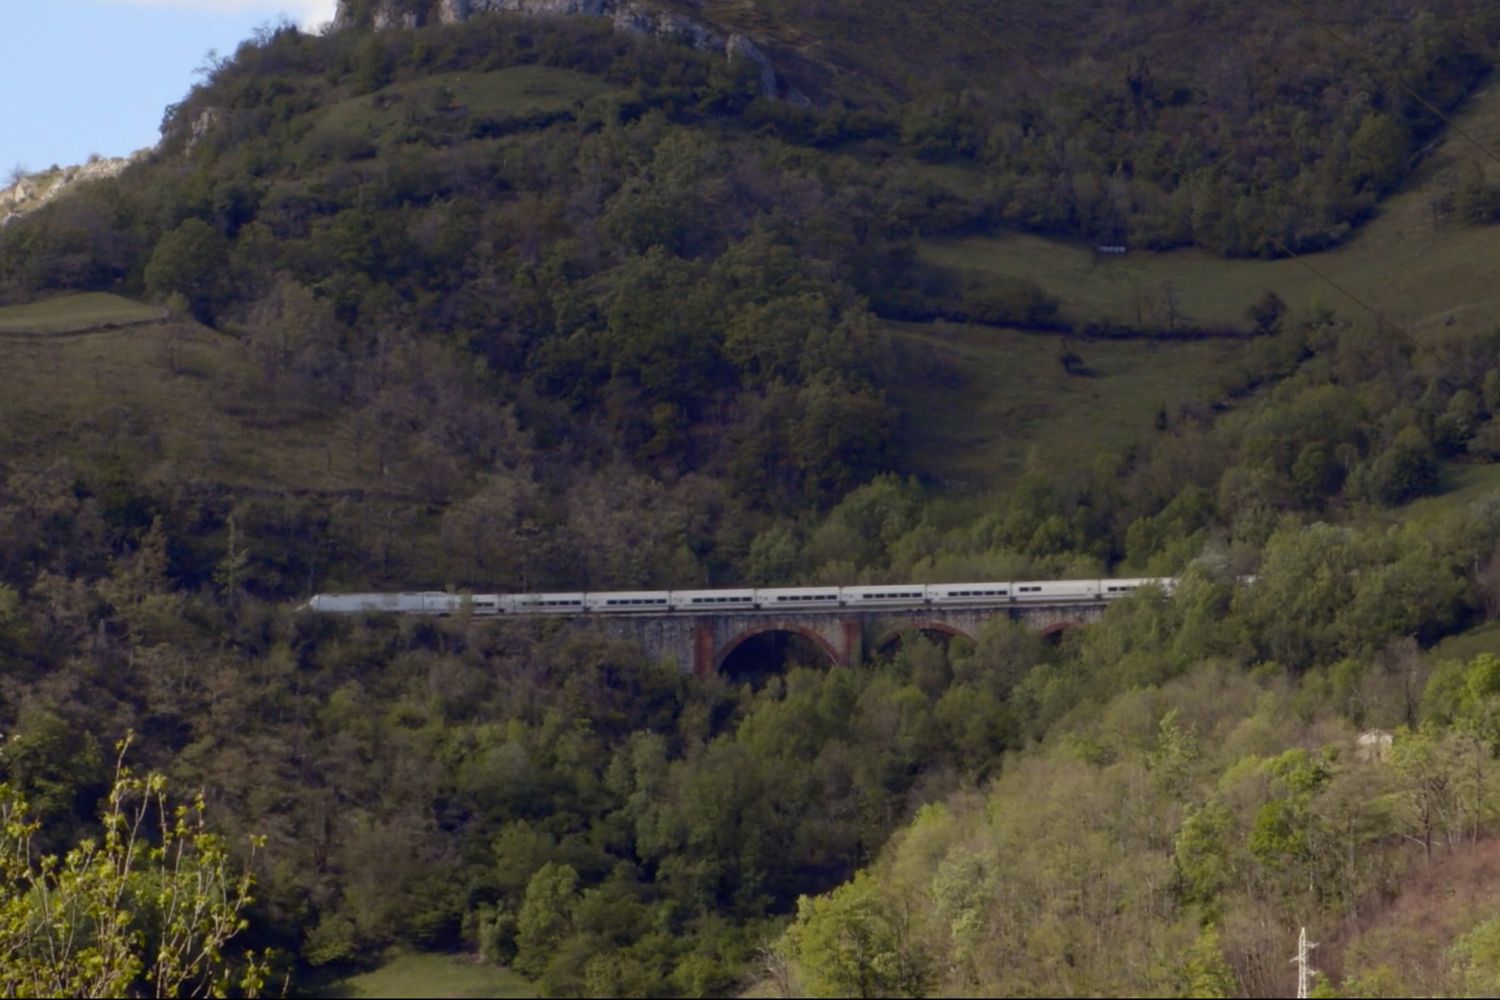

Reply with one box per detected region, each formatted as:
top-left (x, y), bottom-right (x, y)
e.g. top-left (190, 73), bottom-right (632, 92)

top-left (727, 34), bottom-right (777, 99)
top-left (0, 153), bottom-right (141, 225)
top-left (187, 108), bottom-right (222, 150)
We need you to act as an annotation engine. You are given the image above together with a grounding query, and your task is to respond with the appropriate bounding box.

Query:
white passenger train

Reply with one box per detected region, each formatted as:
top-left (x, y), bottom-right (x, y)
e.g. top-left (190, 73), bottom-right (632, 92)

top-left (303, 579), bottom-right (1174, 616)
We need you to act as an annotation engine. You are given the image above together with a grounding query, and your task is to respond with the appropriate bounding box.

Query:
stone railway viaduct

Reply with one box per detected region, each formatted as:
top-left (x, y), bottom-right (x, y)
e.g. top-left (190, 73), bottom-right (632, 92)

top-left (587, 603), bottom-right (1107, 675)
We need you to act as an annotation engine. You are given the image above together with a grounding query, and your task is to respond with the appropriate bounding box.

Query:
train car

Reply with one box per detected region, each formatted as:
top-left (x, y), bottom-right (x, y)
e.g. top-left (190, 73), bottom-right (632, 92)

top-left (1101, 578), bottom-right (1146, 599)
top-left (753, 587), bottom-right (842, 609)
top-left (471, 594), bottom-right (503, 615)
top-left (1011, 579), bottom-right (1101, 603)
top-left (1101, 577), bottom-right (1176, 599)
top-left (509, 592), bottom-right (586, 614)
top-left (841, 585), bottom-right (929, 607)
top-left (926, 582), bottom-right (1012, 605)
top-left (428, 592), bottom-right (480, 614)
top-left (584, 591), bottom-right (671, 613)
top-left (305, 592), bottom-right (463, 614)
top-left (671, 589), bottom-right (756, 611)
top-left (305, 593), bottom-right (411, 613)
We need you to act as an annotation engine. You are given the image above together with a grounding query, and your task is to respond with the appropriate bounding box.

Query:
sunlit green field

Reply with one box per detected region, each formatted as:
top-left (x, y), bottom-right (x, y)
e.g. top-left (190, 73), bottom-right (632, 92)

top-left (1429, 619), bottom-right (1500, 665)
top-left (0, 299), bottom-right (384, 493)
top-left (317, 952), bottom-right (534, 999)
top-left (1394, 462), bottom-right (1500, 527)
top-left (0, 292), bottom-right (163, 333)
top-left (881, 318), bottom-right (1258, 490)
top-left (318, 64), bottom-right (617, 141)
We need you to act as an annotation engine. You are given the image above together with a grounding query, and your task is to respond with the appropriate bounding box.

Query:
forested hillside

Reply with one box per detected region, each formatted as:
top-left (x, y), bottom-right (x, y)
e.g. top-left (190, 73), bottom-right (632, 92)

top-left (7, 2), bottom-right (1500, 995)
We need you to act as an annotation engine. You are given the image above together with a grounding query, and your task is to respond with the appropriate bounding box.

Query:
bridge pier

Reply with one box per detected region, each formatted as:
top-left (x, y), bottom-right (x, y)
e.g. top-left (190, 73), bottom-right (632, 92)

top-left (843, 620), bottom-right (863, 670)
top-left (693, 622), bottom-right (716, 677)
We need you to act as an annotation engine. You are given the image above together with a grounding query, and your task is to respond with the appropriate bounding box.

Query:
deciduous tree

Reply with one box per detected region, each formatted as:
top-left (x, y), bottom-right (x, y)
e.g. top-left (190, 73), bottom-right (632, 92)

top-left (0, 740), bottom-right (268, 997)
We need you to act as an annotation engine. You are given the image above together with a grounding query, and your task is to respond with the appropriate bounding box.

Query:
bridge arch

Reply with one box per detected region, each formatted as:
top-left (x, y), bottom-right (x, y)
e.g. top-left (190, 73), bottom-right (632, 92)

top-left (714, 623), bottom-right (844, 676)
top-left (1039, 621), bottom-right (1077, 643)
top-left (874, 620), bottom-right (977, 656)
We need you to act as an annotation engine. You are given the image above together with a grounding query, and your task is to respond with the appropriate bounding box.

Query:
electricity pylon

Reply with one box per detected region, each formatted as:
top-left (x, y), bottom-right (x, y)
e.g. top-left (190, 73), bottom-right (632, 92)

top-left (1291, 926), bottom-right (1318, 999)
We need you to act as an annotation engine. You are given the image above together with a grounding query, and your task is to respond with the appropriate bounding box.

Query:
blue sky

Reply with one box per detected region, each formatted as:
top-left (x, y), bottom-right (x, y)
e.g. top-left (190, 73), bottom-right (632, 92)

top-left (1, 0), bottom-right (338, 175)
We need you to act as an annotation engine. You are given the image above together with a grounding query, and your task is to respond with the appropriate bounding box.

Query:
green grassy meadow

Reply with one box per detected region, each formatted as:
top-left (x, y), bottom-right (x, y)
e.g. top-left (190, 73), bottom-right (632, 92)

top-left (0, 292), bottom-right (163, 333)
top-left (881, 319), bottom-right (1255, 489)
top-left (1429, 619), bottom-right (1500, 664)
top-left (318, 65), bottom-right (616, 142)
top-left (317, 952), bottom-right (534, 999)
top-left (1394, 462), bottom-right (1500, 526)
top-left (0, 305), bottom-right (390, 494)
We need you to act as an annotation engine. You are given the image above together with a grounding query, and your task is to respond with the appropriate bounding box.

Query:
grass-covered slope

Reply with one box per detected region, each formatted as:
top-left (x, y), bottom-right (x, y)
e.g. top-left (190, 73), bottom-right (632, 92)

top-left (0, 295), bottom-right (392, 495)
top-left (320, 951), bottom-right (535, 998)
top-left (883, 320), bottom-right (1260, 490)
top-left (0, 292), bottom-right (162, 333)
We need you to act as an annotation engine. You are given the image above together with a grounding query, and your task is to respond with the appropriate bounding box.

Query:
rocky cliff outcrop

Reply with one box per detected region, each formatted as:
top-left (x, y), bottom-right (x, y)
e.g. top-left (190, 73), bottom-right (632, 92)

top-left (0, 154), bottom-right (142, 228)
top-left (333, 0), bottom-right (789, 100)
